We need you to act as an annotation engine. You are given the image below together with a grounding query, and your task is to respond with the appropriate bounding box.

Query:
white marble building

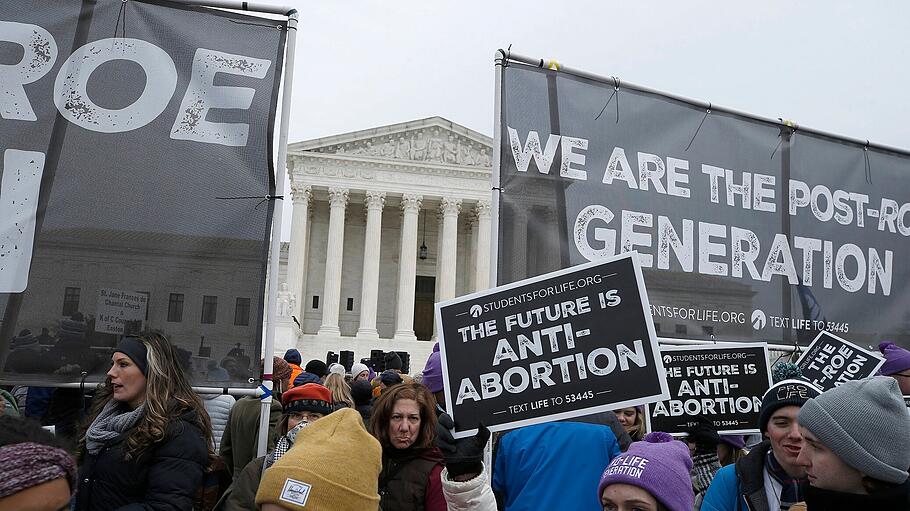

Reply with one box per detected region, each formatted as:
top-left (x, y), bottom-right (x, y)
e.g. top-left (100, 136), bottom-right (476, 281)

top-left (274, 117), bottom-right (494, 373)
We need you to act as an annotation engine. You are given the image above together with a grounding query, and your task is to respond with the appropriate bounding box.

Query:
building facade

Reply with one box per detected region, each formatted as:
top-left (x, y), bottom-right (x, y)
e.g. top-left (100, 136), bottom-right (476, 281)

top-left (275, 117), bottom-right (494, 372)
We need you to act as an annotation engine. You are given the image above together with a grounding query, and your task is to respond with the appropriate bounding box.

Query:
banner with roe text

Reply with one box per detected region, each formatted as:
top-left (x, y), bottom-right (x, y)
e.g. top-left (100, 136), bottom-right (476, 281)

top-left (437, 253), bottom-right (670, 438)
top-left (0, 0), bottom-right (287, 387)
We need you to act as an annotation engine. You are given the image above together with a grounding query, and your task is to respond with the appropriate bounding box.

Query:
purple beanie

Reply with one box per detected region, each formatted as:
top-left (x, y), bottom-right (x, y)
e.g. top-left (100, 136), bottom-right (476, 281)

top-left (719, 435), bottom-right (746, 449)
top-left (597, 432), bottom-right (694, 511)
top-left (878, 342), bottom-right (910, 376)
top-left (422, 343), bottom-right (443, 393)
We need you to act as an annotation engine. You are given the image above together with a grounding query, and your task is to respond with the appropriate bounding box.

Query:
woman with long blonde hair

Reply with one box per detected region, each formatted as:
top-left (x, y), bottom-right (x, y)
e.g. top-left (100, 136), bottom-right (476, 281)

top-left (324, 372), bottom-right (355, 410)
top-left (75, 332), bottom-right (211, 511)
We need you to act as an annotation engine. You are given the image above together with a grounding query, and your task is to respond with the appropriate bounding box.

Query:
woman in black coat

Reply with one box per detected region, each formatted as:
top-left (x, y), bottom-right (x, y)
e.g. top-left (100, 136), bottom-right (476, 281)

top-left (76, 333), bottom-right (212, 510)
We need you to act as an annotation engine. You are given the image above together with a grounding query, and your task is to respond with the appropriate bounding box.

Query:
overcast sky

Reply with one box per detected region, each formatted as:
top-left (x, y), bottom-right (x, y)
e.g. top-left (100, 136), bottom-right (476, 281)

top-left (258, 0), bottom-right (910, 238)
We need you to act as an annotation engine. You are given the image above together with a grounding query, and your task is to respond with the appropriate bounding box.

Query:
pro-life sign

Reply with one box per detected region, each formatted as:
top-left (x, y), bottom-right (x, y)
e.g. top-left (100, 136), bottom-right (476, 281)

top-left (796, 331), bottom-right (885, 392)
top-left (646, 343), bottom-right (771, 435)
top-left (437, 253), bottom-right (670, 438)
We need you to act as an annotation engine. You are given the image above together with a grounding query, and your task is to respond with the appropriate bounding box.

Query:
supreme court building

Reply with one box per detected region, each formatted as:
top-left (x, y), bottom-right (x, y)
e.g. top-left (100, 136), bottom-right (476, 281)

top-left (273, 117), bottom-right (495, 371)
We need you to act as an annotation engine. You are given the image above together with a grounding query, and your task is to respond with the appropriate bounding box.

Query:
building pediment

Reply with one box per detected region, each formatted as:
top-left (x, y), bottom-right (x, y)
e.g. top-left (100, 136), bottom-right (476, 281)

top-left (289, 117), bottom-right (493, 169)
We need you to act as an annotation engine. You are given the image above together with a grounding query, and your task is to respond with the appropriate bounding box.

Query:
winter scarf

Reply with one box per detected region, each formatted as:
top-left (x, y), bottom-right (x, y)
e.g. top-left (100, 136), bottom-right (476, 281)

top-left (263, 421), bottom-right (309, 469)
top-left (85, 400), bottom-right (146, 455)
top-left (766, 450), bottom-right (808, 510)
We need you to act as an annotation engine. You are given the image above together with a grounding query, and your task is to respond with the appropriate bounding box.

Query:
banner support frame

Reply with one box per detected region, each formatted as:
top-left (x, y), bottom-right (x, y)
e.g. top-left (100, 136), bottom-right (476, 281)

top-left (489, 50), bottom-right (506, 287)
top-left (499, 50), bottom-right (910, 158)
top-left (163, 0), bottom-right (296, 16)
top-left (255, 9), bottom-right (298, 458)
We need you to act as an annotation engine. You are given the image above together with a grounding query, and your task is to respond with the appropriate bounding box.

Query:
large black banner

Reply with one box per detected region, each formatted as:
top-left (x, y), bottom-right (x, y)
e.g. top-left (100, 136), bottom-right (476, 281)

top-left (647, 343), bottom-right (771, 435)
top-left (437, 253), bottom-right (669, 438)
top-left (498, 60), bottom-right (910, 349)
top-left (0, 0), bottom-right (287, 386)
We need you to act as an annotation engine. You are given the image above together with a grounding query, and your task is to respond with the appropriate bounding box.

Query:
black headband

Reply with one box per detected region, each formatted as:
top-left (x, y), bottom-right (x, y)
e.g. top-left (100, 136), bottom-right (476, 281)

top-left (115, 337), bottom-right (148, 376)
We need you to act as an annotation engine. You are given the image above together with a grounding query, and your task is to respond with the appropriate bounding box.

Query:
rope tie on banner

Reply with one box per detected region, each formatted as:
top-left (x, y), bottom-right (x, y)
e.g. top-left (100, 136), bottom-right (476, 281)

top-left (685, 103), bottom-right (711, 152)
top-left (215, 194), bottom-right (284, 210)
top-left (595, 77), bottom-right (622, 123)
top-left (79, 371), bottom-right (88, 399)
top-left (863, 141), bottom-right (873, 184)
top-left (113, 0), bottom-right (128, 39)
top-left (770, 119), bottom-right (798, 160)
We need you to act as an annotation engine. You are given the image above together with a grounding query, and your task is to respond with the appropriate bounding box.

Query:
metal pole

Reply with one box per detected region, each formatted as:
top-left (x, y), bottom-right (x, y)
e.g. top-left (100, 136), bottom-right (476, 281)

top-left (489, 50), bottom-right (505, 287)
top-left (657, 336), bottom-right (798, 353)
top-left (163, 0), bottom-right (295, 15)
top-left (28, 381), bottom-right (262, 396)
top-left (255, 10), bottom-right (298, 458)
top-left (499, 50), bottom-right (910, 158)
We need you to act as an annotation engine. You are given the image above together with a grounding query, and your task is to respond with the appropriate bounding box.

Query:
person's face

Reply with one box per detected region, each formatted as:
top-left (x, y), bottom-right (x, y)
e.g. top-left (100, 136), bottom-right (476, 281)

top-left (0, 476), bottom-right (71, 511)
top-left (287, 410), bottom-right (324, 430)
top-left (354, 370), bottom-right (370, 382)
top-left (764, 405), bottom-right (805, 477)
top-left (601, 483), bottom-right (660, 511)
top-left (890, 371), bottom-right (910, 395)
top-left (389, 398), bottom-right (421, 449)
top-left (108, 352), bottom-right (147, 408)
top-left (797, 426), bottom-right (866, 493)
top-left (614, 408), bottom-right (638, 432)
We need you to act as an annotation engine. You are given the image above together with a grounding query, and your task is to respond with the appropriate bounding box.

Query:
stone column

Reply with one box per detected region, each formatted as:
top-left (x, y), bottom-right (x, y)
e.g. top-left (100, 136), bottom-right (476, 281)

top-left (394, 194), bottom-right (422, 342)
top-left (285, 183), bottom-right (312, 320)
top-left (356, 191), bottom-right (385, 340)
top-left (437, 197), bottom-right (461, 302)
top-left (474, 200), bottom-right (492, 291)
top-left (317, 187), bottom-right (348, 337)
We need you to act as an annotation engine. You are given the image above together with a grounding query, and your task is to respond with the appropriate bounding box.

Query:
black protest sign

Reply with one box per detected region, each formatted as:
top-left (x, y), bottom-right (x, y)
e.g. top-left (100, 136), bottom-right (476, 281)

top-left (647, 343), bottom-right (771, 435)
top-left (905, 396), bottom-right (910, 409)
top-left (796, 331), bottom-right (884, 392)
top-left (437, 253), bottom-right (669, 438)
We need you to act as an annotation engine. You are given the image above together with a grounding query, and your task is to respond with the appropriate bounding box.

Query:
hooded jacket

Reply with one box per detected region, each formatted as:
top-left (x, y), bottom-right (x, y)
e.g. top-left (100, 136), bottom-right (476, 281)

top-left (201, 393), bottom-right (235, 452)
top-left (75, 408), bottom-right (208, 511)
top-left (492, 421), bottom-right (622, 511)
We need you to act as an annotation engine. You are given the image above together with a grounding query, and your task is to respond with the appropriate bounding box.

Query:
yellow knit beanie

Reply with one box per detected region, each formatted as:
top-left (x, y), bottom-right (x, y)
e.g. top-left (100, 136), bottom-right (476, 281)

top-left (255, 408), bottom-right (381, 510)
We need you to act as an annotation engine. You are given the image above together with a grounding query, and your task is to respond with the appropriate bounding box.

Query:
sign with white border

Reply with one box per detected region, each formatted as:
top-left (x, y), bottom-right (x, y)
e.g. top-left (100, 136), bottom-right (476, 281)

top-left (437, 252), bottom-right (670, 439)
top-left (645, 342), bottom-right (771, 435)
top-left (795, 331), bottom-right (885, 392)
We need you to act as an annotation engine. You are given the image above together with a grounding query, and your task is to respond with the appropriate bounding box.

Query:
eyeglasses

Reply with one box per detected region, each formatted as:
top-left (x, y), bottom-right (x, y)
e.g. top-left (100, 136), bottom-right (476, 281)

top-left (893, 372), bottom-right (910, 379)
top-left (290, 411), bottom-right (323, 423)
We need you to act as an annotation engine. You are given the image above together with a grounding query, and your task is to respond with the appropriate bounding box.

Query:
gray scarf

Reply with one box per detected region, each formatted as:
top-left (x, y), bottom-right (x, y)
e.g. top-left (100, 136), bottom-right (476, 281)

top-left (85, 400), bottom-right (146, 455)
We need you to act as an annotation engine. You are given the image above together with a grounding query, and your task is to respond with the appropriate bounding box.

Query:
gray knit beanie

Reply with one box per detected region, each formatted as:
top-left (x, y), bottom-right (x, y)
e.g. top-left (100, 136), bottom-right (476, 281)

top-left (798, 376), bottom-right (910, 484)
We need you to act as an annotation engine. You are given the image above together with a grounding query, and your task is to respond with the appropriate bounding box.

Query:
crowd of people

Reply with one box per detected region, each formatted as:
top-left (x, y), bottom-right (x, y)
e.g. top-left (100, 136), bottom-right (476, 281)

top-left (1, 334), bottom-right (909, 510)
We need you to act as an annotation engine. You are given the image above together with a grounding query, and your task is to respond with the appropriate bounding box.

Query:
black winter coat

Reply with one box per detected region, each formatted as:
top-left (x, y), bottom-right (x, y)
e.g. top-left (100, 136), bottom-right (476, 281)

top-left (75, 409), bottom-right (209, 511)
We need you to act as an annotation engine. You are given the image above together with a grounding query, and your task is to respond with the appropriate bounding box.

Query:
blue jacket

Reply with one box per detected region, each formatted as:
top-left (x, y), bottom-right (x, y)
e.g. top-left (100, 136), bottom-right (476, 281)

top-left (701, 441), bottom-right (771, 511)
top-left (493, 421), bottom-right (622, 511)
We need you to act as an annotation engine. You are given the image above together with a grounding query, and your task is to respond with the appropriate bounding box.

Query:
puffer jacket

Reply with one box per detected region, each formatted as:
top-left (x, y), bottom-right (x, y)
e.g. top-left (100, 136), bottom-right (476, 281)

top-left (441, 464), bottom-right (497, 511)
top-left (202, 394), bottom-right (236, 452)
top-left (75, 408), bottom-right (208, 511)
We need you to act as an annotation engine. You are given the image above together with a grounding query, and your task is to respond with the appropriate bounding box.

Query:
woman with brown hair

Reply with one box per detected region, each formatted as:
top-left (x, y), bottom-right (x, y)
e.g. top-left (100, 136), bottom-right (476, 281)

top-left (324, 372), bottom-right (355, 410)
top-left (370, 383), bottom-right (446, 511)
top-left (613, 405), bottom-right (645, 441)
top-left (75, 333), bottom-right (211, 510)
